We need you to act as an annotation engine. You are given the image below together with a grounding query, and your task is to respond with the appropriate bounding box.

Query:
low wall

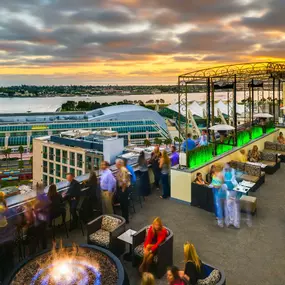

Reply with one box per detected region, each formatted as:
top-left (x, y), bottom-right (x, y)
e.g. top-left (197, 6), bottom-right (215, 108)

top-left (171, 129), bottom-right (279, 204)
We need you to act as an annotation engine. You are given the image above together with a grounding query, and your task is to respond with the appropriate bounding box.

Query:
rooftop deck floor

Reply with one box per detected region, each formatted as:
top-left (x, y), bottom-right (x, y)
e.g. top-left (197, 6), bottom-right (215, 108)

top-left (26, 164), bottom-right (285, 285)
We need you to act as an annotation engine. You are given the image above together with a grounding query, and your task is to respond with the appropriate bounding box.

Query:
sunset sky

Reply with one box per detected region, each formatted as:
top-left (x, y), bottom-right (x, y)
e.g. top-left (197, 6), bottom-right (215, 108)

top-left (0, 0), bottom-right (284, 85)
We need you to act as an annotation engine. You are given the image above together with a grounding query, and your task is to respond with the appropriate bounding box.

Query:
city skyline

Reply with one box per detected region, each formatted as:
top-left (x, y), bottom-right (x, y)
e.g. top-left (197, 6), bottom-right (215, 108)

top-left (0, 0), bottom-right (284, 85)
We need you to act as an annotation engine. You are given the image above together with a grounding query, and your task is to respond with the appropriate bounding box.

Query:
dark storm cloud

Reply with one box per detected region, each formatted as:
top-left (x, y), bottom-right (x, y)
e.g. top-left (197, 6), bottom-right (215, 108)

top-left (239, 0), bottom-right (285, 32)
top-left (70, 9), bottom-right (134, 27)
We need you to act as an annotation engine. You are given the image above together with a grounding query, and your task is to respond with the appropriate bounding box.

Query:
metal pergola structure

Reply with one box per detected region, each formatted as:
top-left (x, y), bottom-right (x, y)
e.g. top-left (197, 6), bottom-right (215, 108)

top-left (178, 61), bottom-right (285, 146)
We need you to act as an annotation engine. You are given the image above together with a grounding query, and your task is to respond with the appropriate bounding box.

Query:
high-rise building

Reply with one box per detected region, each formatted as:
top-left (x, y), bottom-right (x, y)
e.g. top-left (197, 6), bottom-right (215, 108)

top-left (33, 130), bottom-right (124, 186)
top-left (0, 105), bottom-right (169, 150)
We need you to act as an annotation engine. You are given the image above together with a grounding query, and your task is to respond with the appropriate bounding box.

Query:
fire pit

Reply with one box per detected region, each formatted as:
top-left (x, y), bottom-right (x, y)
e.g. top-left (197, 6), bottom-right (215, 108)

top-left (4, 244), bottom-right (128, 285)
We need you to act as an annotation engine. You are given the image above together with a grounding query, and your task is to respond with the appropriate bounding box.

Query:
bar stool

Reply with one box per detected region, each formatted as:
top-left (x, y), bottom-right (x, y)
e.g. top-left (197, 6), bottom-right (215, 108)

top-left (51, 211), bottom-right (69, 240)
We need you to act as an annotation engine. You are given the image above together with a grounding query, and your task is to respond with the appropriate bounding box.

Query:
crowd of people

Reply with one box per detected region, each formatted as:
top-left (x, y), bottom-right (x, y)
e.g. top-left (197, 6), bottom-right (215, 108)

top-left (0, 144), bottom-right (181, 282)
top-left (140, 218), bottom-right (206, 285)
top-left (182, 131), bottom-right (208, 152)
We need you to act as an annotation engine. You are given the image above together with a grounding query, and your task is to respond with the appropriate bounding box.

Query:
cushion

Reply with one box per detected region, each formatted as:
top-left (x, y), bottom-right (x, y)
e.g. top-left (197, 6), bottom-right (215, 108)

top-left (245, 164), bottom-right (261, 177)
top-left (134, 243), bottom-right (158, 263)
top-left (260, 160), bottom-right (276, 167)
top-left (197, 269), bottom-right (220, 285)
top-left (261, 152), bottom-right (276, 162)
top-left (89, 229), bottom-right (110, 247)
top-left (101, 215), bottom-right (121, 232)
top-left (264, 141), bottom-right (277, 150)
top-left (241, 174), bottom-right (259, 183)
top-left (277, 143), bottom-right (285, 152)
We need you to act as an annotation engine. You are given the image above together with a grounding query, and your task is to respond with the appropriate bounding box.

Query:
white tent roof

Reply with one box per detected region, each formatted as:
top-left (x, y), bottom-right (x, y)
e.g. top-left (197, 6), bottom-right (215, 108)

top-left (167, 100), bottom-right (243, 118)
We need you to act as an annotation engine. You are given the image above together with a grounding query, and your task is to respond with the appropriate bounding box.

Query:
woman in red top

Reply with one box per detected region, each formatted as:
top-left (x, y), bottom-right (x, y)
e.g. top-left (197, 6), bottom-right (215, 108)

top-left (139, 217), bottom-right (167, 273)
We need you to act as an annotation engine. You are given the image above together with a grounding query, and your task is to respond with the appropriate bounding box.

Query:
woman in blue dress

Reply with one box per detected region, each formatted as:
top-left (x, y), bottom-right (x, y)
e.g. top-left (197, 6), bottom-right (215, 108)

top-left (210, 166), bottom-right (226, 228)
top-left (223, 164), bottom-right (240, 228)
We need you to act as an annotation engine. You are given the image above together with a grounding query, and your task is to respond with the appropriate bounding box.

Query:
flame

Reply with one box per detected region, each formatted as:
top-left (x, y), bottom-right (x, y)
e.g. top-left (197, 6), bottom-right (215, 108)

top-left (32, 241), bottom-right (101, 284)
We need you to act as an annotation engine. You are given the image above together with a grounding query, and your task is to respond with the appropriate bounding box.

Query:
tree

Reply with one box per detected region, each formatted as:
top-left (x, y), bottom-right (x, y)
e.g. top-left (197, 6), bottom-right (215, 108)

top-left (144, 139), bottom-right (151, 147)
top-left (18, 145), bottom-right (24, 160)
top-left (164, 137), bottom-right (172, 146)
top-left (3, 148), bottom-right (12, 169)
top-left (154, 137), bottom-right (162, 146)
top-left (18, 160), bottom-right (24, 170)
top-left (174, 136), bottom-right (183, 143)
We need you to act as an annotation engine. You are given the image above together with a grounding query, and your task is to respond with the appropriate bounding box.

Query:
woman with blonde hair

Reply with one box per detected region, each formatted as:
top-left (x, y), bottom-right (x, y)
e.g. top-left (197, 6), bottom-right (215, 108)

top-left (139, 217), bottom-right (167, 273)
top-left (248, 145), bottom-right (261, 162)
top-left (141, 272), bottom-right (155, 285)
top-left (159, 149), bottom-right (171, 199)
top-left (179, 242), bottom-right (205, 284)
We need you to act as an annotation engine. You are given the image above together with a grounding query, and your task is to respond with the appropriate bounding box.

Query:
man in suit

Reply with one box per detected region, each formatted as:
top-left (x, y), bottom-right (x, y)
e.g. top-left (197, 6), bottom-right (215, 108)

top-left (65, 173), bottom-right (81, 230)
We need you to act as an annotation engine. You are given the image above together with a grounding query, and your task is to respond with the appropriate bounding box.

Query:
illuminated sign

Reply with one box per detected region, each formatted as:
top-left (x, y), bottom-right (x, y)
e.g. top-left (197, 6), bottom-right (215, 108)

top-left (32, 125), bottom-right (49, 130)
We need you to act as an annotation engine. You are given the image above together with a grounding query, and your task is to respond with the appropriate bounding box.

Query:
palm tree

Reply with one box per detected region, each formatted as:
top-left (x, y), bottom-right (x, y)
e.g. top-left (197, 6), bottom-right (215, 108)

top-left (154, 137), bottom-right (162, 146)
top-left (3, 148), bottom-right (12, 169)
top-left (18, 160), bottom-right (24, 170)
top-left (18, 145), bottom-right (24, 160)
top-left (164, 137), bottom-right (172, 146)
top-left (174, 136), bottom-right (183, 143)
top-left (144, 139), bottom-right (151, 147)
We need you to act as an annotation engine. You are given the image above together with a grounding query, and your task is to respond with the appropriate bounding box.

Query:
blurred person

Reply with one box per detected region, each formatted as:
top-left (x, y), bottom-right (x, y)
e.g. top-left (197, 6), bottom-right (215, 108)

top-left (179, 242), bottom-right (205, 285)
top-left (238, 149), bottom-right (247, 163)
top-left (159, 150), bottom-right (171, 199)
top-left (198, 130), bottom-right (208, 146)
top-left (150, 146), bottom-right (161, 190)
top-left (47, 184), bottom-right (66, 225)
top-left (141, 272), bottom-right (155, 285)
top-left (123, 158), bottom-right (136, 186)
top-left (223, 164), bottom-right (240, 228)
top-left (167, 266), bottom-right (185, 285)
top-left (137, 151), bottom-right (151, 197)
top-left (193, 172), bottom-right (208, 185)
top-left (248, 145), bottom-right (261, 162)
top-left (206, 165), bottom-right (216, 184)
top-left (0, 192), bottom-right (7, 228)
top-left (170, 145), bottom-right (179, 166)
top-left (100, 161), bottom-right (116, 215)
top-left (139, 217), bottom-right (167, 273)
top-left (0, 192), bottom-right (16, 283)
top-left (182, 133), bottom-right (196, 152)
top-left (65, 173), bottom-right (81, 230)
top-left (209, 166), bottom-right (225, 227)
top-left (277, 132), bottom-right (285, 144)
top-left (34, 193), bottom-right (50, 250)
top-left (85, 171), bottom-right (98, 211)
top-left (115, 159), bottom-right (131, 223)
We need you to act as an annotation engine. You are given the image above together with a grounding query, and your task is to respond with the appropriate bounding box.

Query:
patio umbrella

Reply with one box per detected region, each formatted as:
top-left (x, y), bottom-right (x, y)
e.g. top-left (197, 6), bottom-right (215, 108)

top-left (253, 113), bottom-right (273, 118)
top-left (208, 124), bottom-right (235, 131)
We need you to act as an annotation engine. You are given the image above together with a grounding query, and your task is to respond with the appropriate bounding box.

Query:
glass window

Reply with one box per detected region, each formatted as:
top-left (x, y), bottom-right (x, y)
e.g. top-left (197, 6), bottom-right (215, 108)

top-left (49, 162), bottom-right (54, 175)
top-left (56, 178), bottom-right (61, 183)
top-left (62, 150), bottom-right (67, 164)
top-left (49, 176), bottom-right (54, 185)
top-left (69, 167), bottom-right (75, 175)
top-left (56, 164), bottom-right (61, 177)
top-left (43, 160), bottom-right (48, 173)
top-left (56, 149), bottom-right (61, 162)
top-left (77, 153), bottom-right (83, 168)
top-left (62, 165), bottom-right (67, 177)
top-left (43, 174), bottom-right (47, 185)
top-left (49, 147), bottom-right (54, 160)
top-left (86, 156), bottom-right (92, 171)
top-left (70, 152), bottom-right (75, 166)
top-left (77, 170), bottom-right (82, 176)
